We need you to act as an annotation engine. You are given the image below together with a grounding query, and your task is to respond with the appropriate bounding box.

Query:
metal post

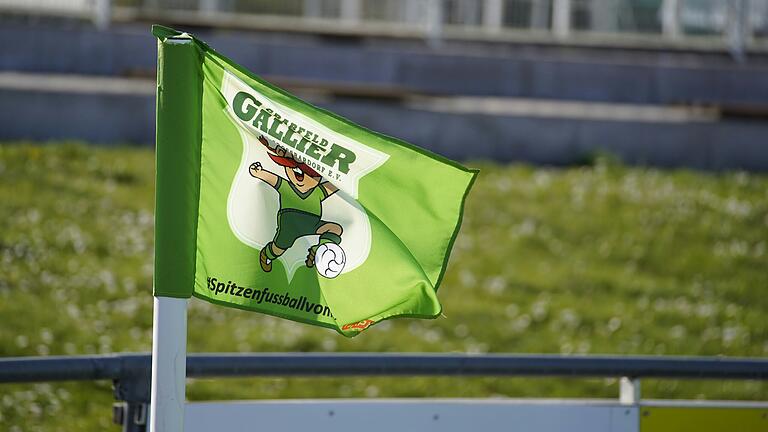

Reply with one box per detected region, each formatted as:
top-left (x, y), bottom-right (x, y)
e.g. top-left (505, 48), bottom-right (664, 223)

top-left (149, 297), bottom-right (188, 432)
top-left (426, 0), bottom-right (444, 47)
top-left (403, 0), bottom-right (422, 24)
top-left (619, 377), bottom-right (641, 405)
top-left (661, 0), bottom-right (681, 38)
top-left (458, 0), bottom-right (480, 24)
top-left (483, 0), bottom-right (504, 32)
top-left (340, 0), bottom-right (362, 24)
top-left (530, 0), bottom-right (549, 30)
top-left (199, 0), bottom-right (219, 13)
top-left (304, 0), bottom-right (322, 18)
top-left (727, 0), bottom-right (752, 61)
top-left (93, 0), bottom-right (111, 30)
top-left (552, 0), bottom-right (571, 37)
top-left (591, 0), bottom-right (617, 32)
top-left (114, 401), bottom-right (148, 432)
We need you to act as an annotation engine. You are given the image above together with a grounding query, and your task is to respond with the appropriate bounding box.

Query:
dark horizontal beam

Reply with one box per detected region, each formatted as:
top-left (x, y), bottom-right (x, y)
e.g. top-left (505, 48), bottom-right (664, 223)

top-left (1, 353), bottom-right (767, 384)
top-left (0, 353), bottom-right (146, 383)
top-left (187, 353), bottom-right (768, 380)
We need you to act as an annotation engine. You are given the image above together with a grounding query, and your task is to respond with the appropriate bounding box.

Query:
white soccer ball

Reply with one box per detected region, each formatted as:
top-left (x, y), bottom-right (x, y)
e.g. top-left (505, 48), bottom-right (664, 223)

top-left (315, 243), bottom-right (346, 279)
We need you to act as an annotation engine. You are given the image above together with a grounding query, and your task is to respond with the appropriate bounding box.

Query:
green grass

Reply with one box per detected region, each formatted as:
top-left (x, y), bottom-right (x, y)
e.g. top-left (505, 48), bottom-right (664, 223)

top-left (0, 142), bottom-right (766, 430)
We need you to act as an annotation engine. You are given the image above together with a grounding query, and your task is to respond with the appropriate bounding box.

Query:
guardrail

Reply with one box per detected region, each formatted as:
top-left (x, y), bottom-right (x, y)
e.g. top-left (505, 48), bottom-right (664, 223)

top-left (4, 353), bottom-right (768, 382)
top-left (1, 353), bottom-right (767, 431)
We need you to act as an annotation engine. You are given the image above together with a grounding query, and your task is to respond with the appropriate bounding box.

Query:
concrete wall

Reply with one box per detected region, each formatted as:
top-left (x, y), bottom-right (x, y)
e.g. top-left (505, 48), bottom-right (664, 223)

top-left (0, 89), bottom-right (155, 144)
top-left (1, 21), bottom-right (767, 170)
top-left (2, 22), bottom-right (768, 105)
top-left (3, 88), bottom-right (767, 171)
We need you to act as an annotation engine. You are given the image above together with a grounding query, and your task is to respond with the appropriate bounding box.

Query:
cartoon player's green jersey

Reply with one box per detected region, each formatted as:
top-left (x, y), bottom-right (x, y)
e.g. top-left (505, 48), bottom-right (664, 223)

top-left (275, 177), bottom-right (327, 218)
top-left (272, 177), bottom-right (333, 251)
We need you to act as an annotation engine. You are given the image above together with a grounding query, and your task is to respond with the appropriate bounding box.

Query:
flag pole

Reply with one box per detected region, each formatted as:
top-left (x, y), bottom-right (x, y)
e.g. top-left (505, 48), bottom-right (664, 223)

top-left (150, 27), bottom-right (203, 432)
top-left (150, 296), bottom-right (188, 432)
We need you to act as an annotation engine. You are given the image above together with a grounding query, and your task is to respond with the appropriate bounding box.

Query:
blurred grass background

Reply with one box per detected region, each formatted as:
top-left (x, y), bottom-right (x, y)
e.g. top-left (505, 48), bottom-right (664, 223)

top-left (0, 142), bottom-right (766, 430)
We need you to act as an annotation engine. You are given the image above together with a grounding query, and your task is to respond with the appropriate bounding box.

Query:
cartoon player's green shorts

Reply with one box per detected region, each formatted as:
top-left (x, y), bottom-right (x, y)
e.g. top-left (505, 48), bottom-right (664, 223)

top-left (273, 209), bottom-right (329, 250)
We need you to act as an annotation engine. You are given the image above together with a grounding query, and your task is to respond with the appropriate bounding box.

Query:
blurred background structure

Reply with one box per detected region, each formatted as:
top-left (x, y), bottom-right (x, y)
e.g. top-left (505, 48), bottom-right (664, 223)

top-left (1, 0), bottom-right (768, 170)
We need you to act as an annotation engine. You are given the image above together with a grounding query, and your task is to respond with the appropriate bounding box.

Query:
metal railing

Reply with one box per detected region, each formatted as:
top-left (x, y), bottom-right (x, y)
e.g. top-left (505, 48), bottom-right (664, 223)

top-left (1, 353), bottom-right (767, 431)
top-left (4, 352), bottom-right (768, 382)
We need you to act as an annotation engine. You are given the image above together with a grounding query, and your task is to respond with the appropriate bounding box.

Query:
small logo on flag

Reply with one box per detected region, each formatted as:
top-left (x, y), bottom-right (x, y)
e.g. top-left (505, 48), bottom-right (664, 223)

top-left (341, 319), bottom-right (375, 331)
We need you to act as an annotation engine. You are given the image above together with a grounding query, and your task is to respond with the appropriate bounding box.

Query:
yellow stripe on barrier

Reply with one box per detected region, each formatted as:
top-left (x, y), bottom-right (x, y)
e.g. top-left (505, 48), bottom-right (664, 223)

top-left (640, 406), bottom-right (768, 432)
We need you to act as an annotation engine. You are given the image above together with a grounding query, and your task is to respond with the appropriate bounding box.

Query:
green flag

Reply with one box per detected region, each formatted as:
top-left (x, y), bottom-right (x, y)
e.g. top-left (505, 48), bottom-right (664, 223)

top-left (152, 25), bottom-right (477, 336)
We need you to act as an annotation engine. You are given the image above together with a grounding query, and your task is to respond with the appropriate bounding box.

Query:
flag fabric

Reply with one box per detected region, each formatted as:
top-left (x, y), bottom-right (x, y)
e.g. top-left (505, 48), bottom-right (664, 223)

top-left (152, 25), bottom-right (477, 336)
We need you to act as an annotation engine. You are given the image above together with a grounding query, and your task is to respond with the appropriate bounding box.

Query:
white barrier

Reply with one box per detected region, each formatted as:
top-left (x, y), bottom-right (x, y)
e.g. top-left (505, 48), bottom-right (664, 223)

top-left (185, 399), bottom-right (640, 432)
top-left (185, 399), bottom-right (768, 432)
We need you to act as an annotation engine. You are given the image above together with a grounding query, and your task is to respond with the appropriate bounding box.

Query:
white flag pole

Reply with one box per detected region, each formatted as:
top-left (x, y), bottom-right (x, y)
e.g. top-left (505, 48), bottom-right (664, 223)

top-left (150, 296), bottom-right (188, 432)
top-left (150, 28), bottom-right (200, 432)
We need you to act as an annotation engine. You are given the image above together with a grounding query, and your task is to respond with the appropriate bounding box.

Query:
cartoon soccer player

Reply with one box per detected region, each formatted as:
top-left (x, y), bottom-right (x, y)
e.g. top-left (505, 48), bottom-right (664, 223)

top-left (249, 135), bottom-right (345, 277)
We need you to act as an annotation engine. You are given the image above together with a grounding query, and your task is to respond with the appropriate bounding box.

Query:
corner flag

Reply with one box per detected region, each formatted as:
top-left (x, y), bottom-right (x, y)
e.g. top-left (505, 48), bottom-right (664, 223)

top-left (152, 25), bottom-right (477, 337)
